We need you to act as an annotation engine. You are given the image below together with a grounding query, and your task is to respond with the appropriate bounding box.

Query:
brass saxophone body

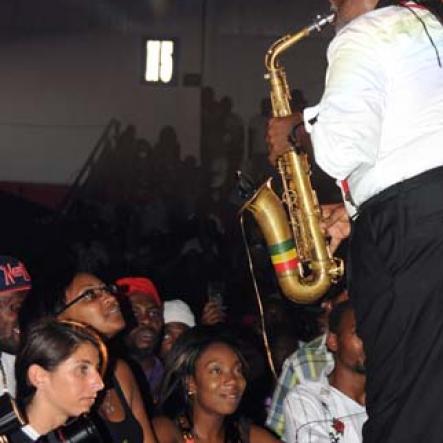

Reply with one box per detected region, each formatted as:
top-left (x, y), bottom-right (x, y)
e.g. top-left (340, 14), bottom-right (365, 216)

top-left (241, 13), bottom-right (343, 304)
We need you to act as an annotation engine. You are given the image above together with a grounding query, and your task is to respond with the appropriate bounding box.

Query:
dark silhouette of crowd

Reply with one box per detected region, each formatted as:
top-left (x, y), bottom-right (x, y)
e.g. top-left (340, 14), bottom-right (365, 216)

top-left (0, 85), bottom-right (357, 443)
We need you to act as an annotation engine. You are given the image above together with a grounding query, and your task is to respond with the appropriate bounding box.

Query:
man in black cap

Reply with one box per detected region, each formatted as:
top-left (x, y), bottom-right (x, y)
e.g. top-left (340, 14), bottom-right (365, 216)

top-left (0, 256), bottom-right (32, 395)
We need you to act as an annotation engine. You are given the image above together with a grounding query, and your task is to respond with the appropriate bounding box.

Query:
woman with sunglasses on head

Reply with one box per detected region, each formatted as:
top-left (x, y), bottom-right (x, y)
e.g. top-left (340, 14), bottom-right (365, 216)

top-left (7, 318), bottom-right (106, 442)
top-left (20, 267), bottom-right (158, 443)
top-left (153, 325), bottom-right (279, 443)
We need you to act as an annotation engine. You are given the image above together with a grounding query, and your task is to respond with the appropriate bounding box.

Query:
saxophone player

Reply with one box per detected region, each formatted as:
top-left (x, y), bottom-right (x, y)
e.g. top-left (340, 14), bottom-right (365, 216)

top-left (267, 1), bottom-right (443, 442)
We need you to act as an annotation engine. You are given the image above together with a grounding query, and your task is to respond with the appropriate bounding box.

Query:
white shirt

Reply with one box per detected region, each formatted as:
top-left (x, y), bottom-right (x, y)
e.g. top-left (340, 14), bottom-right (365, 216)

top-left (0, 352), bottom-right (16, 397)
top-left (21, 425), bottom-right (41, 441)
top-left (283, 378), bottom-right (367, 443)
top-left (305, 5), bottom-right (443, 208)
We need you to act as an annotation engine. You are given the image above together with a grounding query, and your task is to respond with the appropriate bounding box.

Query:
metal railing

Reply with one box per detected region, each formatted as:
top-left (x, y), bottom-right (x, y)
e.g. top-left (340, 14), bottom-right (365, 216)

top-left (56, 118), bottom-right (121, 218)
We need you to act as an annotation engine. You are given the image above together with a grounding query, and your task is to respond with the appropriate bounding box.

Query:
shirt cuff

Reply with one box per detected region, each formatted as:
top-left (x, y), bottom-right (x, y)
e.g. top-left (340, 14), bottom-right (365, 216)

top-left (303, 105), bottom-right (320, 133)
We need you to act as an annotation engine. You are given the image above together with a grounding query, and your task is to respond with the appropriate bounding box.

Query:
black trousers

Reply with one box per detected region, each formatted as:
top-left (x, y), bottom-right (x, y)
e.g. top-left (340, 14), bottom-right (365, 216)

top-left (349, 166), bottom-right (443, 443)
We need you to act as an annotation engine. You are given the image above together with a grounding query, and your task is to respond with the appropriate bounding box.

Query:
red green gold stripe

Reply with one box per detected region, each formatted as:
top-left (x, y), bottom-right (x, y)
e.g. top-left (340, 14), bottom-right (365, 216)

top-left (274, 258), bottom-right (298, 273)
top-left (269, 239), bottom-right (298, 274)
top-left (271, 248), bottom-right (297, 264)
top-left (268, 239), bottom-right (295, 256)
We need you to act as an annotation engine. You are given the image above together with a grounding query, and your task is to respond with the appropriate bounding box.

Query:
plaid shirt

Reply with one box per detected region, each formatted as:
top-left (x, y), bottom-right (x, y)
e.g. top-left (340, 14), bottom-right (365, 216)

top-left (266, 334), bottom-right (334, 439)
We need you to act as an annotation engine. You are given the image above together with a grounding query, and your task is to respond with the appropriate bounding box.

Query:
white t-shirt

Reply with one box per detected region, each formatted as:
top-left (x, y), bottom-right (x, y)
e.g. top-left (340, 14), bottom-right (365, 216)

top-left (21, 425), bottom-right (41, 441)
top-left (305, 4), bottom-right (443, 208)
top-left (0, 352), bottom-right (16, 397)
top-left (283, 378), bottom-right (367, 443)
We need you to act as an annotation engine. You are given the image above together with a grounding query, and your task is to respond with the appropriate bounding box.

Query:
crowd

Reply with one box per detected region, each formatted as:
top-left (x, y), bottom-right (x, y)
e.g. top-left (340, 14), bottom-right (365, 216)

top-left (2, 0), bottom-right (441, 442)
top-left (6, 84), bottom-right (340, 359)
top-left (0, 252), bottom-right (364, 443)
top-left (0, 81), bottom-right (352, 443)
top-left (40, 88), bottom-right (268, 330)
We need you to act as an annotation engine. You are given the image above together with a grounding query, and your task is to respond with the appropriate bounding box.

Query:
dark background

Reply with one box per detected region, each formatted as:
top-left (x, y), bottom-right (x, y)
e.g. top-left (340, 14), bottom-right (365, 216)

top-left (0, 0), bottom-right (343, 321)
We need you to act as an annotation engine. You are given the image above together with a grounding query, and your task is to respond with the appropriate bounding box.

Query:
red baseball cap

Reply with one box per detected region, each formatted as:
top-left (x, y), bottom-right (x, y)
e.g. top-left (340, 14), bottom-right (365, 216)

top-left (116, 277), bottom-right (161, 306)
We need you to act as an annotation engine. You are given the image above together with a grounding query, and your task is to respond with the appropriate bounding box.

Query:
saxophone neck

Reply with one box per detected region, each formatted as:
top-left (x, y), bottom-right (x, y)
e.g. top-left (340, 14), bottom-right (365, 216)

top-left (265, 28), bottom-right (310, 72)
top-left (264, 13), bottom-right (335, 117)
top-left (265, 13), bottom-right (336, 71)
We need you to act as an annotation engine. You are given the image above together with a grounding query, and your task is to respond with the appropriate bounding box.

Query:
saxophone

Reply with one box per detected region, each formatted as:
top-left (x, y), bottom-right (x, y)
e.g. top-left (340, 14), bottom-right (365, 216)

top-left (241, 13), bottom-right (343, 304)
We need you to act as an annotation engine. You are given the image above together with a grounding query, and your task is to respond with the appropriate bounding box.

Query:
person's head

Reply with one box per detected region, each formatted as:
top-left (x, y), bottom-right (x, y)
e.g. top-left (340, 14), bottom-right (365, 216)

top-left (16, 319), bottom-right (107, 425)
top-left (0, 256), bottom-right (31, 353)
top-left (327, 300), bottom-right (366, 375)
top-left (318, 289), bottom-right (349, 334)
top-left (159, 326), bottom-right (248, 421)
top-left (117, 277), bottom-right (163, 359)
top-left (160, 299), bottom-right (196, 360)
top-left (330, 0), bottom-right (379, 30)
top-left (55, 273), bottom-right (125, 339)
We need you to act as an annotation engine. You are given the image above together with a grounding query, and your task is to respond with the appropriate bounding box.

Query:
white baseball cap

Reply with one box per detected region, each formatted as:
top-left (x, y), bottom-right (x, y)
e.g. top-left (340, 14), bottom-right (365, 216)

top-left (163, 299), bottom-right (196, 327)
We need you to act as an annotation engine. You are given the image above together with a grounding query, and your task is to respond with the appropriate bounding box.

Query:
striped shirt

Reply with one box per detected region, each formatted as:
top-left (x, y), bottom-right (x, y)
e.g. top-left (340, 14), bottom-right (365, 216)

top-left (266, 334), bottom-right (334, 439)
top-left (283, 378), bottom-right (367, 443)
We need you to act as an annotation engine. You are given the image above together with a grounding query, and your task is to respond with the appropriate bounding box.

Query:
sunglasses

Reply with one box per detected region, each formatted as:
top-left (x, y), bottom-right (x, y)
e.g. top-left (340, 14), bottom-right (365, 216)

top-left (57, 284), bottom-right (118, 315)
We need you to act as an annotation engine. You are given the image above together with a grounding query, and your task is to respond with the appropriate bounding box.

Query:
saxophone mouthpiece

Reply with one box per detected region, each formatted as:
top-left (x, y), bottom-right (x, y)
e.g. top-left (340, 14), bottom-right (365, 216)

top-left (310, 12), bottom-right (336, 32)
top-left (327, 11), bottom-right (337, 24)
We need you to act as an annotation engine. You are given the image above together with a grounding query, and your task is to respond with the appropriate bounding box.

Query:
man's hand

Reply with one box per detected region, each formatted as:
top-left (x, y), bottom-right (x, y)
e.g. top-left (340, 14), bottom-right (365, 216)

top-left (267, 112), bottom-right (303, 165)
top-left (200, 300), bottom-right (226, 325)
top-left (321, 203), bottom-right (351, 253)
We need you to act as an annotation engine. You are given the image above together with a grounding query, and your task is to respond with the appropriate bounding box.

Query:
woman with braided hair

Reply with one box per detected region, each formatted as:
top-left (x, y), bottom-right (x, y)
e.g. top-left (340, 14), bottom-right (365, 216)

top-left (152, 326), bottom-right (279, 443)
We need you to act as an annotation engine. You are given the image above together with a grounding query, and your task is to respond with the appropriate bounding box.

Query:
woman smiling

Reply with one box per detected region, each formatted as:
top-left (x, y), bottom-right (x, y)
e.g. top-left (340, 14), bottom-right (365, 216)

top-left (153, 326), bottom-right (279, 443)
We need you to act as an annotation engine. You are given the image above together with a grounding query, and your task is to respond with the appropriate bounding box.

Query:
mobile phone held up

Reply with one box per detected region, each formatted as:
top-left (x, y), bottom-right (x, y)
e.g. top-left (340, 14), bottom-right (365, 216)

top-left (207, 281), bottom-right (224, 306)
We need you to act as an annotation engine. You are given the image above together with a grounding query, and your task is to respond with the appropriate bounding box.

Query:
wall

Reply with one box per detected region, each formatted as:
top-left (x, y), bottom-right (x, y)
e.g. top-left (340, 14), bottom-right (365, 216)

top-left (0, 0), bottom-right (333, 186)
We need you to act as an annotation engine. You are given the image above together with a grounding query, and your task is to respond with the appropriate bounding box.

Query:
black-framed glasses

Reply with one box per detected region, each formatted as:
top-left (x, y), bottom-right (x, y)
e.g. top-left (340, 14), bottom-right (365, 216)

top-left (57, 284), bottom-right (118, 315)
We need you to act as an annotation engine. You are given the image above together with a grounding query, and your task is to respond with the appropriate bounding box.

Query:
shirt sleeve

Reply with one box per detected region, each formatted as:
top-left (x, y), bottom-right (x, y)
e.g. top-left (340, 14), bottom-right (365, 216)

top-left (311, 20), bottom-right (387, 181)
top-left (283, 387), bottom-right (331, 443)
top-left (266, 358), bottom-right (299, 439)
